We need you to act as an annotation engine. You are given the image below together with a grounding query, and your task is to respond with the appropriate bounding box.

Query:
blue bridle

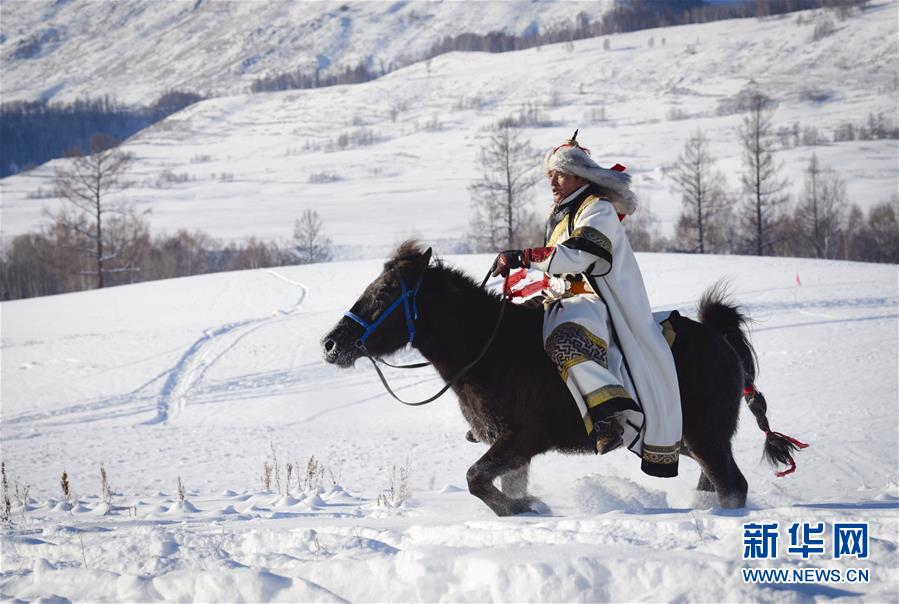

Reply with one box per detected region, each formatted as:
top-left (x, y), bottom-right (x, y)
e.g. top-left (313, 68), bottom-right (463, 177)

top-left (344, 269), bottom-right (425, 347)
top-left (343, 260), bottom-right (508, 407)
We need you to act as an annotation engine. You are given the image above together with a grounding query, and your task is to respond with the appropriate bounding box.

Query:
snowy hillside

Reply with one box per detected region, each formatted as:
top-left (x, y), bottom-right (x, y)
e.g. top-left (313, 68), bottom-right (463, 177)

top-left (1, 250), bottom-right (897, 601)
top-left (1, 1), bottom-right (896, 257)
top-left (0, 0), bottom-right (613, 104)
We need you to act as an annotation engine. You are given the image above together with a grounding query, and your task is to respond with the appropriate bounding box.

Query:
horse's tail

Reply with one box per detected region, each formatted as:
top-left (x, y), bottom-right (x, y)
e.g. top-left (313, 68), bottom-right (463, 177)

top-left (698, 282), bottom-right (808, 476)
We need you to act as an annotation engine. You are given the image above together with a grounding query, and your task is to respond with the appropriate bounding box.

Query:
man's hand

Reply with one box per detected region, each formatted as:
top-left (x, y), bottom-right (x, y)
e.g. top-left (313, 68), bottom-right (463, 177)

top-left (491, 247), bottom-right (555, 277)
top-left (491, 250), bottom-right (527, 277)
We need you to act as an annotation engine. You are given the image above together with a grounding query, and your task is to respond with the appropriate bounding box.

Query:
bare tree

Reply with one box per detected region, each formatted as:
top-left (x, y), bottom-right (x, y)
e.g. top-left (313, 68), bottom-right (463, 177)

top-left (624, 204), bottom-right (666, 252)
top-left (849, 197), bottom-right (899, 263)
top-left (705, 199), bottom-right (739, 254)
top-left (467, 122), bottom-right (540, 251)
top-left (670, 129), bottom-right (728, 253)
top-left (292, 209), bottom-right (333, 264)
top-left (150, 230), bottom-right (215, 279)
top-left (794, 153), bottom-right (846, 258)
top-left (842, 203), bottom-right (865, 260)
top-left (52, 133), bottom-right (139, 288)
top-left (231, 236), bottom-right (283, 270)
top-left (41, 207), bottom-right (103, 292)
top-left (0, 234), bottom-right (61, 300)
top-left (738, 94), bottom-right (788, 256)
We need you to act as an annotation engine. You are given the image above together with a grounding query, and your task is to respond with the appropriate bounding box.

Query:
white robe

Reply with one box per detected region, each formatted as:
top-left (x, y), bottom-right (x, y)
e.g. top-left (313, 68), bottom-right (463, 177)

top-left (531, 186), bottom-right (682, 477)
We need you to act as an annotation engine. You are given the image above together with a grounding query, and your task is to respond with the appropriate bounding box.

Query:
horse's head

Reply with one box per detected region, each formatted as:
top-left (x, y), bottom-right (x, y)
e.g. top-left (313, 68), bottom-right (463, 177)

top-left (322, 241), bottom-right (433, 367)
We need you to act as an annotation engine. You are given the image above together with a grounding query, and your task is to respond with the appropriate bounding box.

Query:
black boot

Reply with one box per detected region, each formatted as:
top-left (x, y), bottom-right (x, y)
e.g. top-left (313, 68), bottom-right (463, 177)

top-left (594, 419), bottom-right (623, 455)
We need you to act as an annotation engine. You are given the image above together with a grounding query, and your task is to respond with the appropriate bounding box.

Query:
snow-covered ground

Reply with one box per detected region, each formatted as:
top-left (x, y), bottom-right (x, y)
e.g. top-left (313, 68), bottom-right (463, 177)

top-left (1, 251), bottom-right (897, 601)
top-left (2, 1), bottom-right (897, 254)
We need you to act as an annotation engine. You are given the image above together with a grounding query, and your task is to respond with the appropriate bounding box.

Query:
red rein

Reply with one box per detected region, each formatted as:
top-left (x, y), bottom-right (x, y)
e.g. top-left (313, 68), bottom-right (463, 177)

top-left (503, 269), bottom-right (547, 299)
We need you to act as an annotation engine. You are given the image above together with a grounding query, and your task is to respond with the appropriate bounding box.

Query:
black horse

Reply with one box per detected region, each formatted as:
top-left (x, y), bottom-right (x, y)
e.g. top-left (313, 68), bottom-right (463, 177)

top-left (322, 242), bottom-right (802, 516)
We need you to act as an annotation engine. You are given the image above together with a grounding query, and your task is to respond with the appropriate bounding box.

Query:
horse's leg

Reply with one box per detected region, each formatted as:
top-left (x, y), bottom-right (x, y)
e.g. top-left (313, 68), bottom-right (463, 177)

top-left (500, 463), bottom-right (529, 499)
top-left (467, 432), bottom-right (542, 516)
top-left (688, 440), bottom-right (747, 508)
top-left (680, 444), bottom-right (715, 492)
top-left (696, 471), bottom-right (715, 492)
top-left (719, 456), bottom-right (748, 508)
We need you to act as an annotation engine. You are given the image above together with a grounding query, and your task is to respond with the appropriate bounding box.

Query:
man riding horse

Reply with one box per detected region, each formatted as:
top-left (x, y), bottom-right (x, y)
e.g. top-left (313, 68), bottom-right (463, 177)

top-left (491, 131), bottom-right (683, 478)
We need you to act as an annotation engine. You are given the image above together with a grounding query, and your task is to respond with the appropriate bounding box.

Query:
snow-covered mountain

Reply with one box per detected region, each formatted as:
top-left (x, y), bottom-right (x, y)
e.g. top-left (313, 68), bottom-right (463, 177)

top-left (2, 1), bottom-right (895, 256)
top-left (1, 251), bottom-right (896, 601)
top-left (0, 0), bottom-right (613, 104)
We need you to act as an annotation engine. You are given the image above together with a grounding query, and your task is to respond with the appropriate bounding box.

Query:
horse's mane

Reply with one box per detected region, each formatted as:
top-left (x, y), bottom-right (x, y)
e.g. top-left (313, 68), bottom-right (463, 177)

top-left (385, 240), bottom-right (440, 272)
top-left (386, 240), bottom-right (502, 302)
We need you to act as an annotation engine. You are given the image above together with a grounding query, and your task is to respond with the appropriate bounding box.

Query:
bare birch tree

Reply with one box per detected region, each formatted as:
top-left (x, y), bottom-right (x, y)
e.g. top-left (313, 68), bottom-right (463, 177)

top-left (467, 122), bottom-right (541, 251)
top-left (52, 133), bottom-right (140, 288)
top-left (738, 94), bottom-right (788, 256)
top-left (292, 209), bottom-right (333, 264)
top-left (794, 153), bottom-right (846, 258)
top-left (670, 129), bottom-right (728, 253)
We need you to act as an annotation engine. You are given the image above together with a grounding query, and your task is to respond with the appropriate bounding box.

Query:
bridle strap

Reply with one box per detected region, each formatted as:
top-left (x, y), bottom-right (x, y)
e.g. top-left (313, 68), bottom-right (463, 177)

top-left (344, 268), bottom-right (425, 348)
top-left (357, 266), bottom-right (509, 406)
top-left (345, 295), bottom-right (406, 345)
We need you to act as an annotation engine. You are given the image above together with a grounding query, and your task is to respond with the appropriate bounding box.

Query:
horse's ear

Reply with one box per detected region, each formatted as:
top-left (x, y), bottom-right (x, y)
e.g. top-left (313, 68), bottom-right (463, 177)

top-left (422, 247), bottom-right (433, 267)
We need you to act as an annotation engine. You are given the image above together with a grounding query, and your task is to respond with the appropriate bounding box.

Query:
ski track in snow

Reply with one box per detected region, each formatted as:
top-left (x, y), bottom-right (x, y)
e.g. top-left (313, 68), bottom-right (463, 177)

top-left (149, 270), bottom-right (308, 425)
top-left (1, 368), bottom-right (170, 429)
top-left (0, 273), bottom-right (310, 430)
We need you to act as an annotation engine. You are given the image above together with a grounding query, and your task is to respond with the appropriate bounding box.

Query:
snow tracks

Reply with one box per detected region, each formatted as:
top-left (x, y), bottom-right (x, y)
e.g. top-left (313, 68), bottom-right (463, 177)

top-left (149, 270), bottom-right (307, 424)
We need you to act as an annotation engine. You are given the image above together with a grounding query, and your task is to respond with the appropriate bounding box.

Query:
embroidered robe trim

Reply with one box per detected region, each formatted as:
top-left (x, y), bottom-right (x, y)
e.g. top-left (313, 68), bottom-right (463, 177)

top-left (532, 189), bottom-right (683, 478)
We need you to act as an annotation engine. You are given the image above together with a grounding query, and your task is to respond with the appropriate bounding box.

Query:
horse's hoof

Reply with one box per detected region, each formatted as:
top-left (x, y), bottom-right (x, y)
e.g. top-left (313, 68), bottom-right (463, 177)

top-left (503, 496), bottom-right (550, 516)
top-left (596, 434), bottom-right (623, 455)
top-left (594, 419), bottom-right (623, 455)
top-left (525, 497), bottom-right (551, 515)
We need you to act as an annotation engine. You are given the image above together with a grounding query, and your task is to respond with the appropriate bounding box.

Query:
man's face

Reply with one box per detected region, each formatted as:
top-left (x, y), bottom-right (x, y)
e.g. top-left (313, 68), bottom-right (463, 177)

top-left (548, 170), bottom-right (588, 204)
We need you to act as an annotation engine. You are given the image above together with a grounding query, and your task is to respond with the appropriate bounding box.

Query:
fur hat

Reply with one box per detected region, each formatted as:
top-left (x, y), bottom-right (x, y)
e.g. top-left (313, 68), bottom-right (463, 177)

top-left (542, 131), bottom-right (637, 215)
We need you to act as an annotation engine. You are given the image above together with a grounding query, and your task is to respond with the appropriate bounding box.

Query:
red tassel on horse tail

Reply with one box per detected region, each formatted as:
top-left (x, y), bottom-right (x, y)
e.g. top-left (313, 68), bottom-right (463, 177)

top-left (746, 387), bottom-right (809, 477)
top-left (764, 429), bottom-right (810, 478)
top-left (775, 458), bottom-right (797, 478)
